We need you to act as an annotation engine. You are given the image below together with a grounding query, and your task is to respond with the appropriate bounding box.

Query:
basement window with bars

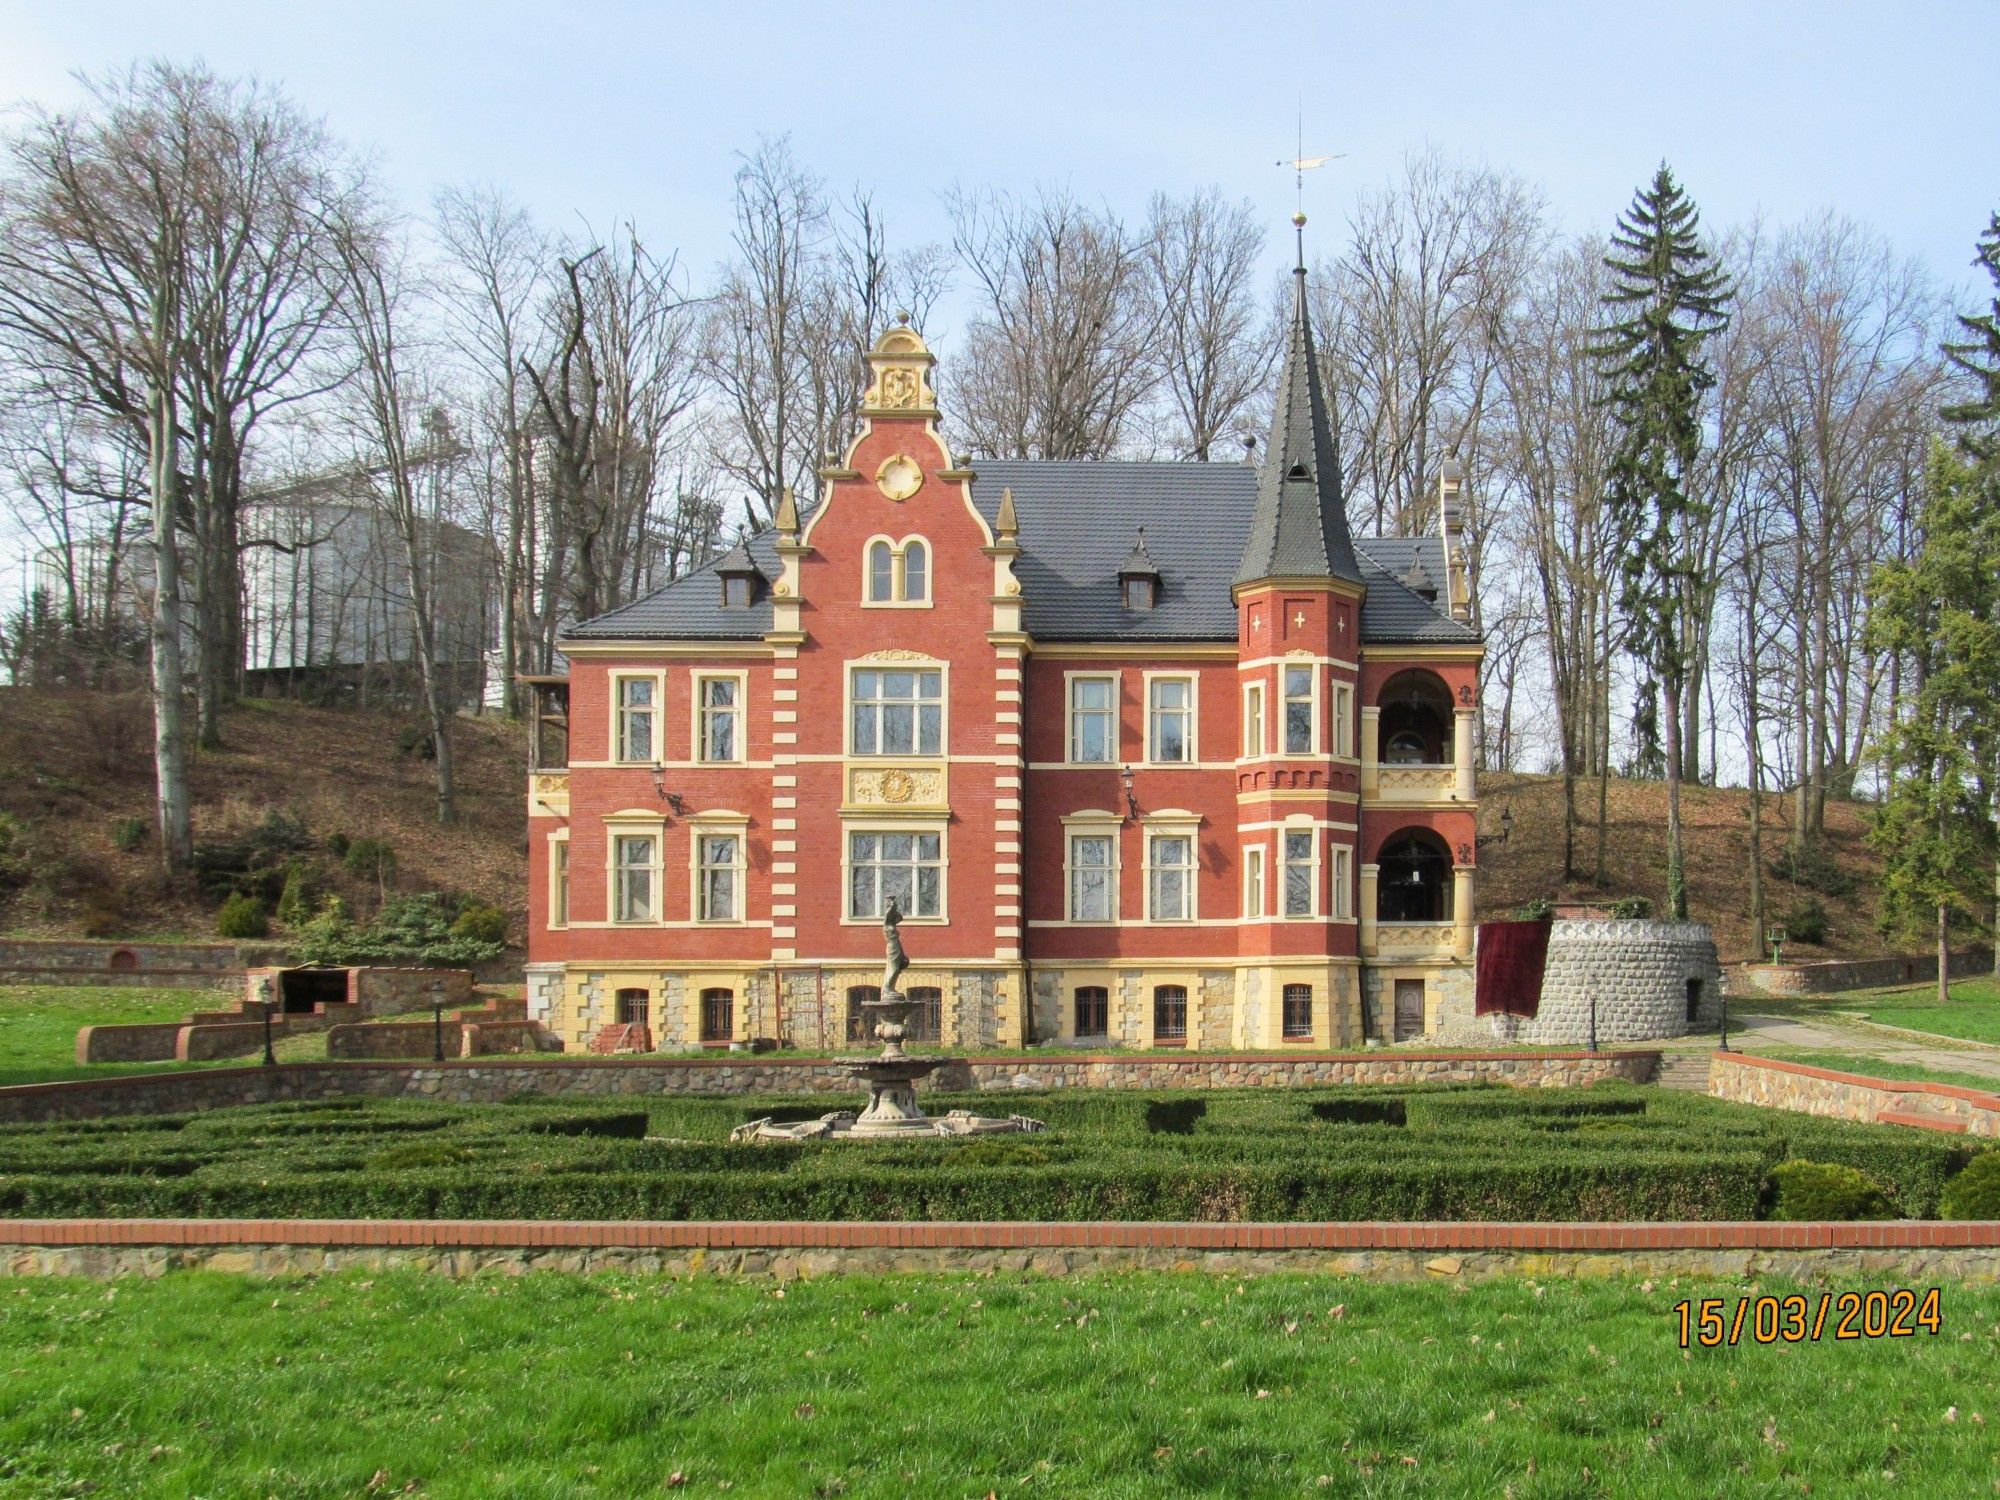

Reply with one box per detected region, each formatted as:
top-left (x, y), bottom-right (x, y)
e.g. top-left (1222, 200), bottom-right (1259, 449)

top-left (1152, 985), bottom-right (1188, 1043)
top-left (1282, 984), bottom-right (1312, 1040)
top-left (699, 988), bottom-right (734, 1043)
top-left (1074, 985), bottom-right (1109, 1039)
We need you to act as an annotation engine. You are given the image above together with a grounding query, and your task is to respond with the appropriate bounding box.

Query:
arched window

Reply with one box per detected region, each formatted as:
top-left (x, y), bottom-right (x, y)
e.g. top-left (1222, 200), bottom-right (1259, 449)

top-left (1376, 670), bottom-right (1453, 765)
top-left (868, 541), bottom-right (895, 602)
top-left (901, 539), bottom-right (928, 601)
top-left (1375, 829), bottom-right (1453, 923)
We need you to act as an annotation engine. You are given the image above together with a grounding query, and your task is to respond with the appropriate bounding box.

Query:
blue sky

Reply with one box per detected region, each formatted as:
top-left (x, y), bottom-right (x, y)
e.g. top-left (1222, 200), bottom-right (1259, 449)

top-left (2, 0), bottom-right (1994, 314)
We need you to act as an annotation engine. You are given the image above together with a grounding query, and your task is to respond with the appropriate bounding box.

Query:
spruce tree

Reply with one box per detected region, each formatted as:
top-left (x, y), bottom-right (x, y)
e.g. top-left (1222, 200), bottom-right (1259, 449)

top-left (1865, 441), bottom-right (2000, 1001)
top-left (1594, 164), bottom-right (1731, 920)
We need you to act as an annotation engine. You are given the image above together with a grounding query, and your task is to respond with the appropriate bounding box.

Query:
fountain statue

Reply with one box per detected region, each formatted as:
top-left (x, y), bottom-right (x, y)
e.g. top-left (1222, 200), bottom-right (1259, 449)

top-left (733, 900), bottom-right (1044, 1142)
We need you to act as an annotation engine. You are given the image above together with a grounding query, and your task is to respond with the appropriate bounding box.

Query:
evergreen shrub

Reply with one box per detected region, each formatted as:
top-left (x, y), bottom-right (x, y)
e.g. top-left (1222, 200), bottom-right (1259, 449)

top-left (215, 892), bottom-right (269, 939)
top-left (1939, 1152), bottom-right (2000, 1221)
top-left (1768, 1160), bottom-right (1896, 1221)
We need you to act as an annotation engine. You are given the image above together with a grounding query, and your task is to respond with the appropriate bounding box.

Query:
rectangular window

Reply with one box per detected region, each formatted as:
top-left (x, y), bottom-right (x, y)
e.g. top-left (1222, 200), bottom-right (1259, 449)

top-left (1333, 684), bottom-right (1353, 758)
top-left (1242, 683), bottom-right (1264, 758)
top-left (697, 833), bottom-right (741, 922)
top-left (1243, 845), bottom-right (1265, 919)
top-left (615, 988), bottom-right (650, 1027)
top-left (1153, 985), bottom-right (1187, 1042)
top-left (1282, 983), bottom-right (1313, 1039)
top-left (612, 833), bottom-right (657, 923)
top-left (1283, 829), bottom-right (1316, 918)
top-left (848, 830), bottom-right (943, 919)
top-left (1148, 833), bottom-right (1194, 922)
top-left (1068, 676), bottom-right (1117, 763)
top-left (699, 988), bottom-right (733, 1043)
top-left (1068, 833), bottom-right (1115, 922)
top-left (616, 677), bottom-right (656, 763)
top-left (851, 668), bottom-right (942, 756)
top-left (1074, 986), bottom-right (1109, 1038)
top-left (906, 986), bottom-right (942, 1044)
top-left (1283, 665), bottom-right (1314, 755)
top-left (698, 677), bottom-right (741, 762)
top-left (1148, 677), bottom-right (1192, 763)
top-left (1332, 846), bottom-right (1352, 919)
top-left (845, 986), bottom-right (880, 1044)
top-left (549, 838), bottom-right (569, 928)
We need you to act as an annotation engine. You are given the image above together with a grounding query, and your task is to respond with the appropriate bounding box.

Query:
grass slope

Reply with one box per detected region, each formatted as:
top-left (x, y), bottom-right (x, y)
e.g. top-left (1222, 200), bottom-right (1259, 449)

top-left (1850, 979), bottom-right (2000, 1047)
top-left (0, 688), bottom-right (526, 941)
top-left (1475, 771), bottom-right (1891, 962)
top-left (0, 985), bottom-right (221, 1088)
top-left (2, 1271), bottom-right (1996, 1498)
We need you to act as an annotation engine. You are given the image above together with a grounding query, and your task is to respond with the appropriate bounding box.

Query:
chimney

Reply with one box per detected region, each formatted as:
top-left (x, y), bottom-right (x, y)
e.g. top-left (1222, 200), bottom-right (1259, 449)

top-left (1438, 459), bottom-right (1472, 624)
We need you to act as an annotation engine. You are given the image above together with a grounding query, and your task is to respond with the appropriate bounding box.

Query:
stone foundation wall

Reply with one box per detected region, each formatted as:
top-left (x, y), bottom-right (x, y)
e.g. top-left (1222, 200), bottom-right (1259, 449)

top-left (1738, 949), bottom-right (1995, 997)
top-left (1505, 921), bottom-right (1723, 1045)
top-left (0, 1049), bottom-right (1660, 1124)
top-left (6, 1219), bottom-right (1997, 1283)
top-left (1710, 1052), bottom-right (2000, 1137)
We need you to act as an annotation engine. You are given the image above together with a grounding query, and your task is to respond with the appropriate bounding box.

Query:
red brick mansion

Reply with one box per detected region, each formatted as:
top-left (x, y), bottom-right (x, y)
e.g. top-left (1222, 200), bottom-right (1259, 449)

top-left (523, 258), bottom-right (1483, 1053)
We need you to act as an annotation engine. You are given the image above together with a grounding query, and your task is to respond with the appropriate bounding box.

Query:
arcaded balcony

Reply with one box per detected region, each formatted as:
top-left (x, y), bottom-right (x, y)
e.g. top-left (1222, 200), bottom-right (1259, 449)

top-left (1361, 669), bottom-right (1475, 804)
top-left (1359, 827), bottom-right (1475, 961)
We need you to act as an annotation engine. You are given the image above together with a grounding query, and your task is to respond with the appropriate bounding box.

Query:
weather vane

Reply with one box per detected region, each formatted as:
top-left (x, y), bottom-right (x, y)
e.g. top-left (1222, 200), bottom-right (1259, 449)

top-left (1276, 104), bottom-right (1345, 221)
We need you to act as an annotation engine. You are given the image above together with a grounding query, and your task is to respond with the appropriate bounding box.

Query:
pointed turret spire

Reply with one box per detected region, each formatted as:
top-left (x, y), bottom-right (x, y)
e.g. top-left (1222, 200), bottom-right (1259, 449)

top-left (1234, 214), bottom-right (1363, 589)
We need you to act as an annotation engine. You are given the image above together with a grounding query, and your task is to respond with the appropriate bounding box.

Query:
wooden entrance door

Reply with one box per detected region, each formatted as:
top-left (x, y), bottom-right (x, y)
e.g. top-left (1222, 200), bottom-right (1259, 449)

top-left (1393, 980), bottom-right (1425, 1042)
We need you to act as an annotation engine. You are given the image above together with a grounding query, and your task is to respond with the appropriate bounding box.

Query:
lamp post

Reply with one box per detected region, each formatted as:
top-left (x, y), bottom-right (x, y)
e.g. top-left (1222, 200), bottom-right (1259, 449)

top-left (1587, 989), bottom-right (1599, 1054)
top-left (259, 976), bottom-right (277, 1067)
top-left (431, 980), bottom-right (446, 1063)
top-left (1718, 986), bottom-right (1730, 1053)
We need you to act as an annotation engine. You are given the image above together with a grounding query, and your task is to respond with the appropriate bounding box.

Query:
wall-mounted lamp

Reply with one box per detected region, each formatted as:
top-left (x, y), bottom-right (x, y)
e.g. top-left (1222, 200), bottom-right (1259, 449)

top-left (1120, 765), bottom-right (1139, 822)
top-left (1499, 804), bottom-right (1514, 842)
top-left (650, 766), bottom-right (686, 817)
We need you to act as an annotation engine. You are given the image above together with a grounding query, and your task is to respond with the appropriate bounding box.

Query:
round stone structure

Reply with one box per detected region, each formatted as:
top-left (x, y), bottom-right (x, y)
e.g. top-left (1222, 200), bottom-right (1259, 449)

top-left (1501, 918), bottom-right (1723, 1046)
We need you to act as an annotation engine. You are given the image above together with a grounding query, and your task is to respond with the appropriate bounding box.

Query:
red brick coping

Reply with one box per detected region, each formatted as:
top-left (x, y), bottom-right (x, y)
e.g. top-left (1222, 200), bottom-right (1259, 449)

top-left (3, 1218), bottom-right (1996, 1250)
top-left (1715, 1052), bottom-right (2000, 1110)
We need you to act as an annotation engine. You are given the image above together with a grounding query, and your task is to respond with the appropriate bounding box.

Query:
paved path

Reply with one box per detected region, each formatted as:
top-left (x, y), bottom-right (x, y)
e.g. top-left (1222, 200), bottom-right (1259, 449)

top-left (1656, 1007), bottom-right (2000, 1085)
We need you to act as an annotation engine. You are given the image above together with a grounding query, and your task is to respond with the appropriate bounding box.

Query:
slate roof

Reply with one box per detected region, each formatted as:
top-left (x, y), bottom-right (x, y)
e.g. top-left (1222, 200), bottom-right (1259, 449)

top-left (564, 464), bottom-right (1479, 646)
top-left (1234, 268), bottom-right (1365, 588)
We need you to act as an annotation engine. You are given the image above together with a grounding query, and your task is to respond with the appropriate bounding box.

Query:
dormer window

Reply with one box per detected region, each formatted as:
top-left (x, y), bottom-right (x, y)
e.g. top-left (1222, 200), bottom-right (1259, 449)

top-left (715, 539), bottom-right (763, 609)
top-left (1286, 463), bottom-right (1310, 481)
top-left (1118, 526), bottom-right (1161, 613)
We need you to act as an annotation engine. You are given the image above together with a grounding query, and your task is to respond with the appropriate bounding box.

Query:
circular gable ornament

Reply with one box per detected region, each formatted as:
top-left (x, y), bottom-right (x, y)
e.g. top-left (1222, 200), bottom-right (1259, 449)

top-left (875, 454), bottom-right (924, 502)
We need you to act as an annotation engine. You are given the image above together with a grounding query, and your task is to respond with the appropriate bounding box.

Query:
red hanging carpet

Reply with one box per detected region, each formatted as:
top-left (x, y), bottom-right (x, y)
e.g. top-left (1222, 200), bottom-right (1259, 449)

top-left (1475, 919), bottom-right (1553, 1018)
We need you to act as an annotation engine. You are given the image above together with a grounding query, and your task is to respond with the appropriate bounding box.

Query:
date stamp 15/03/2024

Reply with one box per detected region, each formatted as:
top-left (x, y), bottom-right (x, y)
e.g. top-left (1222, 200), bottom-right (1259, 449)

top-left (1675, 1288), bottom-right (1943, 1349)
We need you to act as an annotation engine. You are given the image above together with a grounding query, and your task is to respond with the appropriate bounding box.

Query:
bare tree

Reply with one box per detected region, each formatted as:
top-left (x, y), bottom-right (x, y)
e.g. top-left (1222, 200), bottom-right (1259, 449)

top-left (327, 206), bottom-right (459, 822)
top-left (1141, 188), bottom-right (1274, 459)
top-left (0, 63), bottom-right (209, 868)
top-left (947, 186), bottom-right (1160, 459)
top-left (432, 182), bottom-right (549, 715)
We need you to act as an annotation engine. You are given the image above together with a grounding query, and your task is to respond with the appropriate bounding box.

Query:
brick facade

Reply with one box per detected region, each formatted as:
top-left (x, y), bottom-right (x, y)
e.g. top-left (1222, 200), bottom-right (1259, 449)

top-left (528, 318), bottom-right (1481, 1052)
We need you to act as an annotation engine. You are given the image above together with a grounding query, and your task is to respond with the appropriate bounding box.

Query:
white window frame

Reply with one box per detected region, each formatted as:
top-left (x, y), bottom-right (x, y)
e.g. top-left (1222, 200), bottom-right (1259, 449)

top-left (1331, 844), bottom-right (1353, 920)
top-left (611, 671), bottom-right (664, 764)
top-left (1143, 819), bottom-right (1199, 924)
top-left (860, 535), bottom-right (934, 609)
top-left (1332, 683), bottom-right (1354, 759)
top-left (1242, 843), bottom-right (1265, 919)
top-left (1282, 663), bottom-right (1318, 756)
top-left (547, 831), bottom-right (570, 929)
top-left (1066, 672), bottom-right (1120, 765)
top-left (1066, 829), bottom-right (1119, 923)
top-left (1144, 672), bottom-right (1196, 766)
top-left (689, 814), bottom-right (750, 924)
top-left (1282, 823), bottom-right (1319, 919)
top-left (843, 823), bottom-right (948, 923)
top-left (847, 663), bottom-right (946, 757)
top-left (606, 821), bottom-right (664, 924)
top-left (693, 671), bottom-right (748, 764)
top-left (1241, 681), bottom-right (1265, 760)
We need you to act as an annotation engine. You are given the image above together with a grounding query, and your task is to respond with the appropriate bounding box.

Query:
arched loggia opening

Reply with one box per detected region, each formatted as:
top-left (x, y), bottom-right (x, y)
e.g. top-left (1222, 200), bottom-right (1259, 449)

top-left (1376, 669), bottom-right (1454, 765)
top-left (1376, 828), bottom-right (1453, 922)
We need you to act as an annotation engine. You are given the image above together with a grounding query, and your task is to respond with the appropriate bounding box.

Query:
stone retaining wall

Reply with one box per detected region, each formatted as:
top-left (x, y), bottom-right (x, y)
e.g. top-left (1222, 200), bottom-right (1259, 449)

top-left (1738, 948), bottom-right (1995, 996)
top-left (0, 938), bottom-right (288, 988)
top-left (1710, 1052), bottom-right (2000, 1137)
top-left (325, 1019), bottom-right (545, 1059)
top-left (4, 1218), bottom-right (1996, 1282)
top-left (0, 1049), bottom-right (1660, 1124)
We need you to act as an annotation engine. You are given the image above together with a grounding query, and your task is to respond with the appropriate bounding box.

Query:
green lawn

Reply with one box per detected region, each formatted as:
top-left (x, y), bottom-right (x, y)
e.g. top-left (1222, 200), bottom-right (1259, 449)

top-left (0, 984), bottom-right (220, 1087)
top-left (1, 1270), bottom-right (1995, 1498)
top-left (1849, 978), bottom-right (2000, 1047)
top-left (2, 1087), bottom-right (1989, 1222)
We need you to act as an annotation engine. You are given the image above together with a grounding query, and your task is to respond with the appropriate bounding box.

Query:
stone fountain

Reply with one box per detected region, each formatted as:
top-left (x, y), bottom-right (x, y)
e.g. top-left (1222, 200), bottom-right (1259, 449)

top-left (733, 902), bottom-right (1043, 1142)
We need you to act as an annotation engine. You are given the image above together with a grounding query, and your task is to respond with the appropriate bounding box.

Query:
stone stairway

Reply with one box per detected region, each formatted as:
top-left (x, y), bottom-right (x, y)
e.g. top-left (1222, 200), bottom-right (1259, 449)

top-left (1651, 1053), bottom-right (1715, 1092)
